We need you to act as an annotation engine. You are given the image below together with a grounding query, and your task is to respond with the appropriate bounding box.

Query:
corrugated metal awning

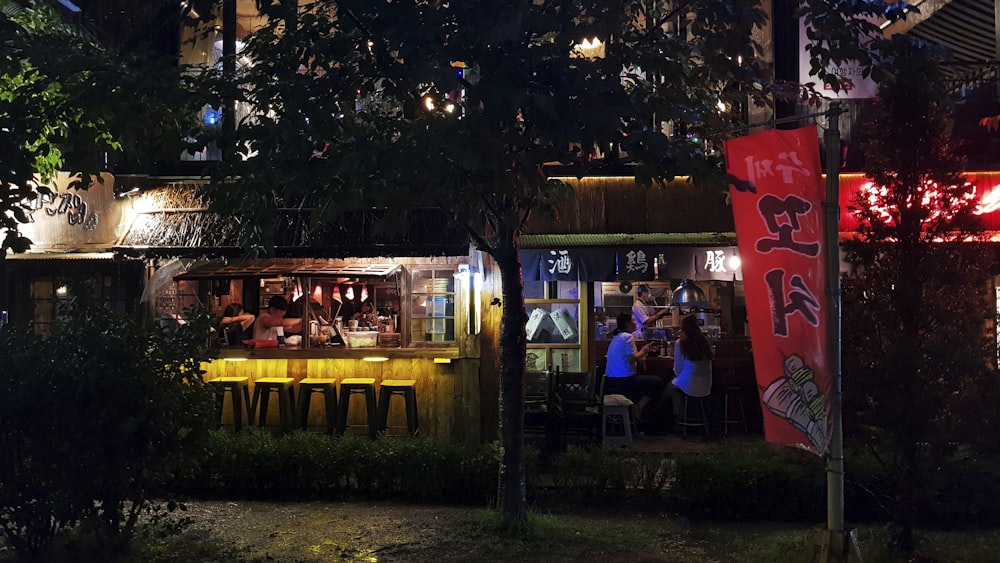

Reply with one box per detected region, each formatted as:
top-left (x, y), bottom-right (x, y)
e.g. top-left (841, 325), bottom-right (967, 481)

top-left (520, 232), bottom-right (737, 248)
top-left (6, 251), bottom-right (117, 261)
top-left (174, 259), bottom-right (401, 280)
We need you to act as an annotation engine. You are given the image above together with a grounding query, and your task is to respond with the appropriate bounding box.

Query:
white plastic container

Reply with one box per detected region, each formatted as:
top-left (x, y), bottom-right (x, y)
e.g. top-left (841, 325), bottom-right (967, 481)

top-left (343, 331), bottom-right (379, 348)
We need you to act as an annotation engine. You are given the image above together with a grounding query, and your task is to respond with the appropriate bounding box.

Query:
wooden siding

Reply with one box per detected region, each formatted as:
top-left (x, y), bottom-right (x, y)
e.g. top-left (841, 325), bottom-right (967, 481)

top-left (529, 177), bottom-right (734, 235)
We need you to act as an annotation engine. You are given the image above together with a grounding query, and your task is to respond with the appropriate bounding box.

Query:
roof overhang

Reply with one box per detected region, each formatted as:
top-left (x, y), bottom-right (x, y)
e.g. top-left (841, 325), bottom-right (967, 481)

top-left (520, 232), bottom-right (737, 248)
top-left (5, 251), bottom-right (117, 261)
top-left (174, 259), bottom-right (402, 281)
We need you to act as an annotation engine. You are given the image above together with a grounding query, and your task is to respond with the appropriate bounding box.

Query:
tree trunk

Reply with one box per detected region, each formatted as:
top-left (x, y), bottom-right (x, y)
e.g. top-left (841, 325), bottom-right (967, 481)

top-left (493, 230), bottom-right (529, 527)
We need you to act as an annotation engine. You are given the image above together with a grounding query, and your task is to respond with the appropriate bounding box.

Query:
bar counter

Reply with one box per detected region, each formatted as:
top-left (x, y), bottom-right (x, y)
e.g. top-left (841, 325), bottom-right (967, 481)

top-left (216, 345), bottom-right (460, 360)
top-left (203, 346), bottom-right (479, 444)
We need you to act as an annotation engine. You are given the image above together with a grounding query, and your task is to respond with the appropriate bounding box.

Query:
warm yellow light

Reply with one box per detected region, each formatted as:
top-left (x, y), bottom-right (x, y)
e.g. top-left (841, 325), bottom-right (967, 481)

top-left (573, 37), bottom-right (605, 59)
top-left (424, 96), bottom-right (435, 111)
top-left (433, 358), bottom-right (451, 364)
top-left (444, 103), bottom-right (455, 113)
top-left (224, 357), bottom-right (248, 362)
top-left (363, 356), bottom-right (389, 362)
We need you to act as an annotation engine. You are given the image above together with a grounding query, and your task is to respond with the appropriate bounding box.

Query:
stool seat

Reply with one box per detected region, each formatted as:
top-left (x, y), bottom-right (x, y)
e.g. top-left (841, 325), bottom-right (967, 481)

top-left (298, 378), bottom-right (338, 434)
top-left (338, 378), bottom-right (377, 438)
top-left (377, 380), bottom-right (418, 437)
top-left (208, 376), bottom-right (251, 431)
top-left (251, 377), bottom-right (296, 433)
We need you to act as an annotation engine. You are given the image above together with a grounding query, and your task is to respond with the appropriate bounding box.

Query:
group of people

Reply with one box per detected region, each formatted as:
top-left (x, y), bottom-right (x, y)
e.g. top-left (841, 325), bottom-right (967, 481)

top-left (219, 295), bottom-right (348, 345)
top-left (219, 296), bottom-right (303, 344)
top-left (604, 284), bottom-right (713, 431)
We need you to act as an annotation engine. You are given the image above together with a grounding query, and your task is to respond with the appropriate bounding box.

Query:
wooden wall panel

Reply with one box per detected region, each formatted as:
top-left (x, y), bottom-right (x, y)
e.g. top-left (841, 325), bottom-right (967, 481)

top-left (526, 177), bottom-right (735, 235)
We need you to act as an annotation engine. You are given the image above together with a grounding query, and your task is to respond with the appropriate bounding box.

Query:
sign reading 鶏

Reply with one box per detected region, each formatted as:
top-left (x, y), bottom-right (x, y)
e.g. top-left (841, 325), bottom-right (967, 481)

top-left (724, 125), bottom-right (832, 455)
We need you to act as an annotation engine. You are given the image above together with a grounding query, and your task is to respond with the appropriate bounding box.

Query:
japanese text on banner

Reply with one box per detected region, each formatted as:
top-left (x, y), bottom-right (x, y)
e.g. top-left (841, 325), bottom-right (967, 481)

top-left (723, 125), bottom-right (832, 455)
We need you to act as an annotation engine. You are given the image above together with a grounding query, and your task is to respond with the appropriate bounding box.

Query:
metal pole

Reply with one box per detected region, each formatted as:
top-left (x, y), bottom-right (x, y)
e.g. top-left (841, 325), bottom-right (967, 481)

top-left (824, 103), bottom-right (844, 539)
top-left (815, 102), bottom-right (860, 562)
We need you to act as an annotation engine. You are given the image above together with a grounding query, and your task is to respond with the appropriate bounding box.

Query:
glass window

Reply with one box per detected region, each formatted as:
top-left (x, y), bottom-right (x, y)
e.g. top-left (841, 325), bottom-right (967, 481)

top-left (409, 267), bottom-right (458, 344)
top-left (526, 281), bottom-right (587, 372)
top-left (524, 281), bottom-right (545, 300)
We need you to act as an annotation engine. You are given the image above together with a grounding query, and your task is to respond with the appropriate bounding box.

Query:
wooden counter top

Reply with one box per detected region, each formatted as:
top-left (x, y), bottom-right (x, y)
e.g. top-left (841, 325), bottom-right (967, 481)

top-left (216, 346), bottom-right (461, 360)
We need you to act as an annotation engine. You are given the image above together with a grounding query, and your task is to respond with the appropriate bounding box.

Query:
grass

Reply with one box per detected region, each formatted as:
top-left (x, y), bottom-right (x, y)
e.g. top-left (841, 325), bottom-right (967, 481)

top-left (692, 523), bottom-right (1000, 563)
top-left (10, 508), bottom-right (1000, 562)
top-left (440, 509), bottom-right (660, 560)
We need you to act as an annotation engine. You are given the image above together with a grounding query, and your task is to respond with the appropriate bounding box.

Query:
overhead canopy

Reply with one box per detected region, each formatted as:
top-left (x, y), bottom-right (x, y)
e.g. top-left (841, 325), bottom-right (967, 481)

top-left (174, 259), bottom-right (401, 281)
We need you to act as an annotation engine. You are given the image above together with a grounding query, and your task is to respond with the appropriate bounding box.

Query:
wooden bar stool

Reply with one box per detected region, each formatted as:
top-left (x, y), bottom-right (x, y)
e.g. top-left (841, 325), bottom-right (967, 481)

top-left (675, 393), bottom-right (711, 438)
top-left (377, 380), bottom-right (419, 436)
top-left (338, 378), bottom-right (377, 439)
top-left (250, 377), bottom-right (296, 433)
top-left (297, 378), bottom-right (338, 434)
top-left (208, 376), bottom-right (252, 431)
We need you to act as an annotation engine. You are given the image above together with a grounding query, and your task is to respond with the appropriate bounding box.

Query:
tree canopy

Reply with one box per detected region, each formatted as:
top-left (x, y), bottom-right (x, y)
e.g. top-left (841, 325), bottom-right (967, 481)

top-left (0, 0), bottom-right (203, 255)
top-left (195, 0), bottom-right (895, 522)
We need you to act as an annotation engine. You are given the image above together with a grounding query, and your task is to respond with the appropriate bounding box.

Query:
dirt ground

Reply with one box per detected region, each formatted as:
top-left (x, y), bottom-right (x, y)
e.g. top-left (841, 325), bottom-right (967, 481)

top-left (174, 499), bottom-right (735, 562)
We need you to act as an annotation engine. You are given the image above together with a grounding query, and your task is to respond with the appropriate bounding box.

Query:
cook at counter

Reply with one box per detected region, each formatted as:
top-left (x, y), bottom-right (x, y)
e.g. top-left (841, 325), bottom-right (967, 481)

top-left (632, 284), bottom-right (669, 337)
top-left (285, 296), bottom-right (331, 336)
top-left (253, 296), bottom-right (302, 340)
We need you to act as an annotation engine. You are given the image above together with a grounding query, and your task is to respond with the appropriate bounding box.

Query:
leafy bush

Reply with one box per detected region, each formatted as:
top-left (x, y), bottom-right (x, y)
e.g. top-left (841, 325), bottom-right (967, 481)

top-left (0, 299), bottom-right (216, 558)
top-left (669, 446), bottom-right (826, 521)
top-left (171, 430), bottom-right (500, 504)
top-left (547, 446), bottom-right (673, 497)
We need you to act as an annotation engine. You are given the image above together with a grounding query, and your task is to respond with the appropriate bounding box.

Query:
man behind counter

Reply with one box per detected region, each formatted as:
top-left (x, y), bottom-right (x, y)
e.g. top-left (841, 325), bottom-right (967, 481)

top-left (285, 295), bottom-right (331, 335)
top-left (632, 284), bottom-right (669, 338)
top-left (253, 296), bottom-right (302, 340)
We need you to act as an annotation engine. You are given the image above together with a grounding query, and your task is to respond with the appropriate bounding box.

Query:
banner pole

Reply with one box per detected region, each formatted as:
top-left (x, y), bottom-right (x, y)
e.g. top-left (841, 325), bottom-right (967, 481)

top-left (814, 103), bottom-right (860, 562)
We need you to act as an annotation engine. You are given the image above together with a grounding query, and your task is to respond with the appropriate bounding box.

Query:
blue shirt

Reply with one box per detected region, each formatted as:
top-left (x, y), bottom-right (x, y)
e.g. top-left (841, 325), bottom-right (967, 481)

top-left (605, 331), bottom-right (638, 378)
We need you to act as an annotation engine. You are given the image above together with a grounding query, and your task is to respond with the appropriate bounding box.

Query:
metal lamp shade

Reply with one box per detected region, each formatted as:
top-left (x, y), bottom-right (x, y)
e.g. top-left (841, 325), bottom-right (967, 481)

top-left (671, 279), bottom-right (708, 308)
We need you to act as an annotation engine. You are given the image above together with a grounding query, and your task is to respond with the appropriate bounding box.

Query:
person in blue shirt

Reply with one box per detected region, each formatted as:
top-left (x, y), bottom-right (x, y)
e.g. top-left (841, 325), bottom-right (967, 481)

top-left (604, 312), bottom-right (666, 422)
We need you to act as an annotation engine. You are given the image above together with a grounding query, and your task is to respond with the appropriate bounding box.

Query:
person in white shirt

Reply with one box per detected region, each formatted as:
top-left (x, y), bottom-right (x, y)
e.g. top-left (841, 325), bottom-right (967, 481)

top-left (632, 284), bottom-right (669, 338)
top-left (253, 296), bottom-right (301, 340)
top-left (605, 312), bottom-right (666, 422)
top-left (671, 313), bottom-right (714, 419)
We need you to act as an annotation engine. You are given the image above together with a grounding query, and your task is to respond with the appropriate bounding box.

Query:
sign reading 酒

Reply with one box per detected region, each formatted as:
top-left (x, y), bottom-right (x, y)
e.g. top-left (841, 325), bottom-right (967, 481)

top-left (723, 125), bottom-right (832, 455)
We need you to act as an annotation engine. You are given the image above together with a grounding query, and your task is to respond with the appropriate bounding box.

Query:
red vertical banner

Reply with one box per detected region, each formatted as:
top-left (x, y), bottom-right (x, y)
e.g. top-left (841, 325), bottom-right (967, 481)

top-left (723, 125), bottom-right (831, 455)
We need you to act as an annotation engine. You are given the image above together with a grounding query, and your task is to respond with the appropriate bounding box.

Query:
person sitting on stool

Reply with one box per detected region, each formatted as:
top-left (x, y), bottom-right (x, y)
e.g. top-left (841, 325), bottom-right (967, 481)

top-left (670, 313), bottom-right (714, 419)
top-left (605, 312), bottom-right (666, 424)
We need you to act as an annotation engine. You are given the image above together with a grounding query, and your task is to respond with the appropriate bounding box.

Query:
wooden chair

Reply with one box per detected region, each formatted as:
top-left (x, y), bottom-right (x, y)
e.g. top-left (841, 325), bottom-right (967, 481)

top-left (552, 367), bottom-right (603, 447)
top-left (524, 370), bottom-right (559, 451)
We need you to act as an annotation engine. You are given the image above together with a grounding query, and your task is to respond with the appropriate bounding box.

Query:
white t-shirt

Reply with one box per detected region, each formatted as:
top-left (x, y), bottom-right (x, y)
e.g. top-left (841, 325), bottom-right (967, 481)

top-left (253, 311), bottom-right (284, 341)
top-left (631, 299), bottom-right (652, 338)
top-left (672, 339), bottom-right (713, 397)
top-left (605, 331), bottom-right (638, 378)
